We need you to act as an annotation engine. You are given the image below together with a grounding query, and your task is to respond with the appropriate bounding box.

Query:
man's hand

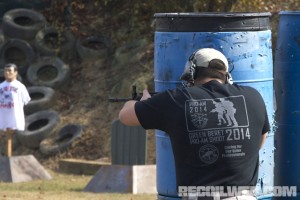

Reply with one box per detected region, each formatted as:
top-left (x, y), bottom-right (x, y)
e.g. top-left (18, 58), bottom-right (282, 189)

top-left (140, 89), bottom-right (151, 101)
top-left (119, 89), bottom-right (151, 126)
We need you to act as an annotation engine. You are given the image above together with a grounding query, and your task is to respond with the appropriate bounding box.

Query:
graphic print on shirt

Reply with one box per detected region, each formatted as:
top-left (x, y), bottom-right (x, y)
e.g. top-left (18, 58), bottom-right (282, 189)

top-left (199, 144), bottom-right (219, 164)
top-left (0, 86), bottom-right (17, 108)
top-left (186, 96), bottom-right (248, 131)
top-left (211, 98), bottom-right (238, 127)
top-left (185, 95), bottom-right (250, 164)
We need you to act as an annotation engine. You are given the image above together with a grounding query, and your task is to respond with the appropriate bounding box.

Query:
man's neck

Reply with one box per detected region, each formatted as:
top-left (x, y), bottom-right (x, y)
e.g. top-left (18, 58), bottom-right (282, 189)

top-left (6, 78), bottom-right (16, 82)
top-left (194, 78), bottom-right (223, 85)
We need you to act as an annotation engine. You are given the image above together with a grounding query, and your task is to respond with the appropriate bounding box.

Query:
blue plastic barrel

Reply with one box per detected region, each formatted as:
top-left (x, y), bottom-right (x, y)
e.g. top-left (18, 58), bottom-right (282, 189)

top-left (274, 11), bottom-right (300, 199)
top-left (154, 13), bottom-right (274, 200)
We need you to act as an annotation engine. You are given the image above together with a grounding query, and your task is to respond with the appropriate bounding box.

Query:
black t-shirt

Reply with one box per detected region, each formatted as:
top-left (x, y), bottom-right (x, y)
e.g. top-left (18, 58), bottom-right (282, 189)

top-left (135, 80), bottom-right (270, 188)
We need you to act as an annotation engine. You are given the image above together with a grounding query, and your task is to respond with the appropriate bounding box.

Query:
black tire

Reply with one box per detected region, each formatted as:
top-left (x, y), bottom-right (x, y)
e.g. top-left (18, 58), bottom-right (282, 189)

top-left (34, 27), bottom-right (76, 58)
top-left (26, 57), bottom-right (70, 89)
top-left (40, 124), bottom-right (83, 156)
top-left (76, 36), bottom-right (111, 61)
top-left (0, 30), bottom-right (5, 47)
top-left (24, 86), bottom-right (56, 115)
top-left (0, 39), bottom-right (36, 75)
top-left (113, 39), bottom-right (147, 65)
top-left (16, 110), bottom-right (60, 149)
top-left (2, 8), bottom-right (47, 41)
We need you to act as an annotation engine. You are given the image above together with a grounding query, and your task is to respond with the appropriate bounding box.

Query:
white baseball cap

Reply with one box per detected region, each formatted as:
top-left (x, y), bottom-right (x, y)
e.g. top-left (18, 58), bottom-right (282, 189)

top-left (190, 48), bottom-right (228, 70)
top-left (180, 48), bottom-right (231, 84)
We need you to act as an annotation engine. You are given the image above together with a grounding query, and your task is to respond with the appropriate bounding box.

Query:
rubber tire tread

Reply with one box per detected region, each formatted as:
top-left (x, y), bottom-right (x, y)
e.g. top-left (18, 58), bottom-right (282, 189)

top-left (24, 86), bottom-right (56, 115)
top-left (16, 110), bottom-right (60, 149)
top-left (2, 8), bottom-right (47, 41)
top-left (26, 56), bottom-right (70, 89)
top-left (40, 124), bottom-right (83, 156)
top-left (0, 39), bottom-right (35, 75)
top-left (76, 36), bottom-right (111, 60)
top-left (34, 27), bottom-right (75, 57)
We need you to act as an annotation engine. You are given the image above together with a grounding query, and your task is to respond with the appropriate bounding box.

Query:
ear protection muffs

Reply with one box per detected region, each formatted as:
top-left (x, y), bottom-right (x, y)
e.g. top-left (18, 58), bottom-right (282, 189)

top-left (225, 61), bottom-right (234, 84)
top-left (187, 50), bottom-right (198, 82)
top-left (180, 50), bottom-right (198, 85)
top-left (180, 49), bottom-right (234, 86)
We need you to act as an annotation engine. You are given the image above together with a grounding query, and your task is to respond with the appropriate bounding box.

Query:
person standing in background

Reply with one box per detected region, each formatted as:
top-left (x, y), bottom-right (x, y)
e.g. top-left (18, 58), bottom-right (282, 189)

top-left (0, 63), bottom-right (31, 156)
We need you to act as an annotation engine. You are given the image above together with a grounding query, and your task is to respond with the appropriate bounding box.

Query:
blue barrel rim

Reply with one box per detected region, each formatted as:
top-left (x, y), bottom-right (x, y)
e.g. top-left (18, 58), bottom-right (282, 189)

top-left (278, 11), bottom-right (300, 15)
top-left (154, 12), bottom-right (271, 32)
top-left (154, 12), bottom-right (274, 199)
top-left (154, 12), bottom-right (271, 18)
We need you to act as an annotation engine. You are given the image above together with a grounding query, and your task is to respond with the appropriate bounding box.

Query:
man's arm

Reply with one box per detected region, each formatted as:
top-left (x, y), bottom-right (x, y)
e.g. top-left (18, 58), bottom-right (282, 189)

top-left (119, 100), bottom-right (140, 126)
top-left (260, 132), bottom-right (268, 149)
top-left (119, 90), bottom-right (151, 126)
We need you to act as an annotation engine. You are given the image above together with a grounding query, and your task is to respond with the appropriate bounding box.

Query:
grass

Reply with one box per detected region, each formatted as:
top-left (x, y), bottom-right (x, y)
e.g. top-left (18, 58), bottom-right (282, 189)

top-left (0, 170), bottom-right (157, 200)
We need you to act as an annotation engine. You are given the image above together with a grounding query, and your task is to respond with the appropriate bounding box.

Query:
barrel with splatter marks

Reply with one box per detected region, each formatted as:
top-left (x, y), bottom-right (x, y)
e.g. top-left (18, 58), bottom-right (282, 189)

top-left (154, 12), bottom-right (274, 200)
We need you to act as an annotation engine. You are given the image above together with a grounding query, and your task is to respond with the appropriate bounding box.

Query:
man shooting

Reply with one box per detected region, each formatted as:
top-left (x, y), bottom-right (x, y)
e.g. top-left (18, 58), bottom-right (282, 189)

top-left (119, 48), bottom-right (269, 200)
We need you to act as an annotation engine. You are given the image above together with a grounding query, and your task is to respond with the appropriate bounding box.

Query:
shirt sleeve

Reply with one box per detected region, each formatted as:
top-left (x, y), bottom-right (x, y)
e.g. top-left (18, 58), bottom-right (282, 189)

top-left (21, 84), bottom-right (31, 105)
top-left (135, 91), bottom-right (169, 131)
top-left (262, 108), bottom-right (270, 134)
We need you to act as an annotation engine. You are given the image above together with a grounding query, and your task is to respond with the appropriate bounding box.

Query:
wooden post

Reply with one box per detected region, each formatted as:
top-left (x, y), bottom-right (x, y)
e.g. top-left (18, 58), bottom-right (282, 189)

top-left (6, 129), bottom-right (13, 157)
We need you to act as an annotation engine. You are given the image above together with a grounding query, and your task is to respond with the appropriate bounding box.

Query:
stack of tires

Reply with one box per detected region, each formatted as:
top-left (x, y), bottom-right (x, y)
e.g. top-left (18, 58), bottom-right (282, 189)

top-left (0, 8), bottom-right (86, 156)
